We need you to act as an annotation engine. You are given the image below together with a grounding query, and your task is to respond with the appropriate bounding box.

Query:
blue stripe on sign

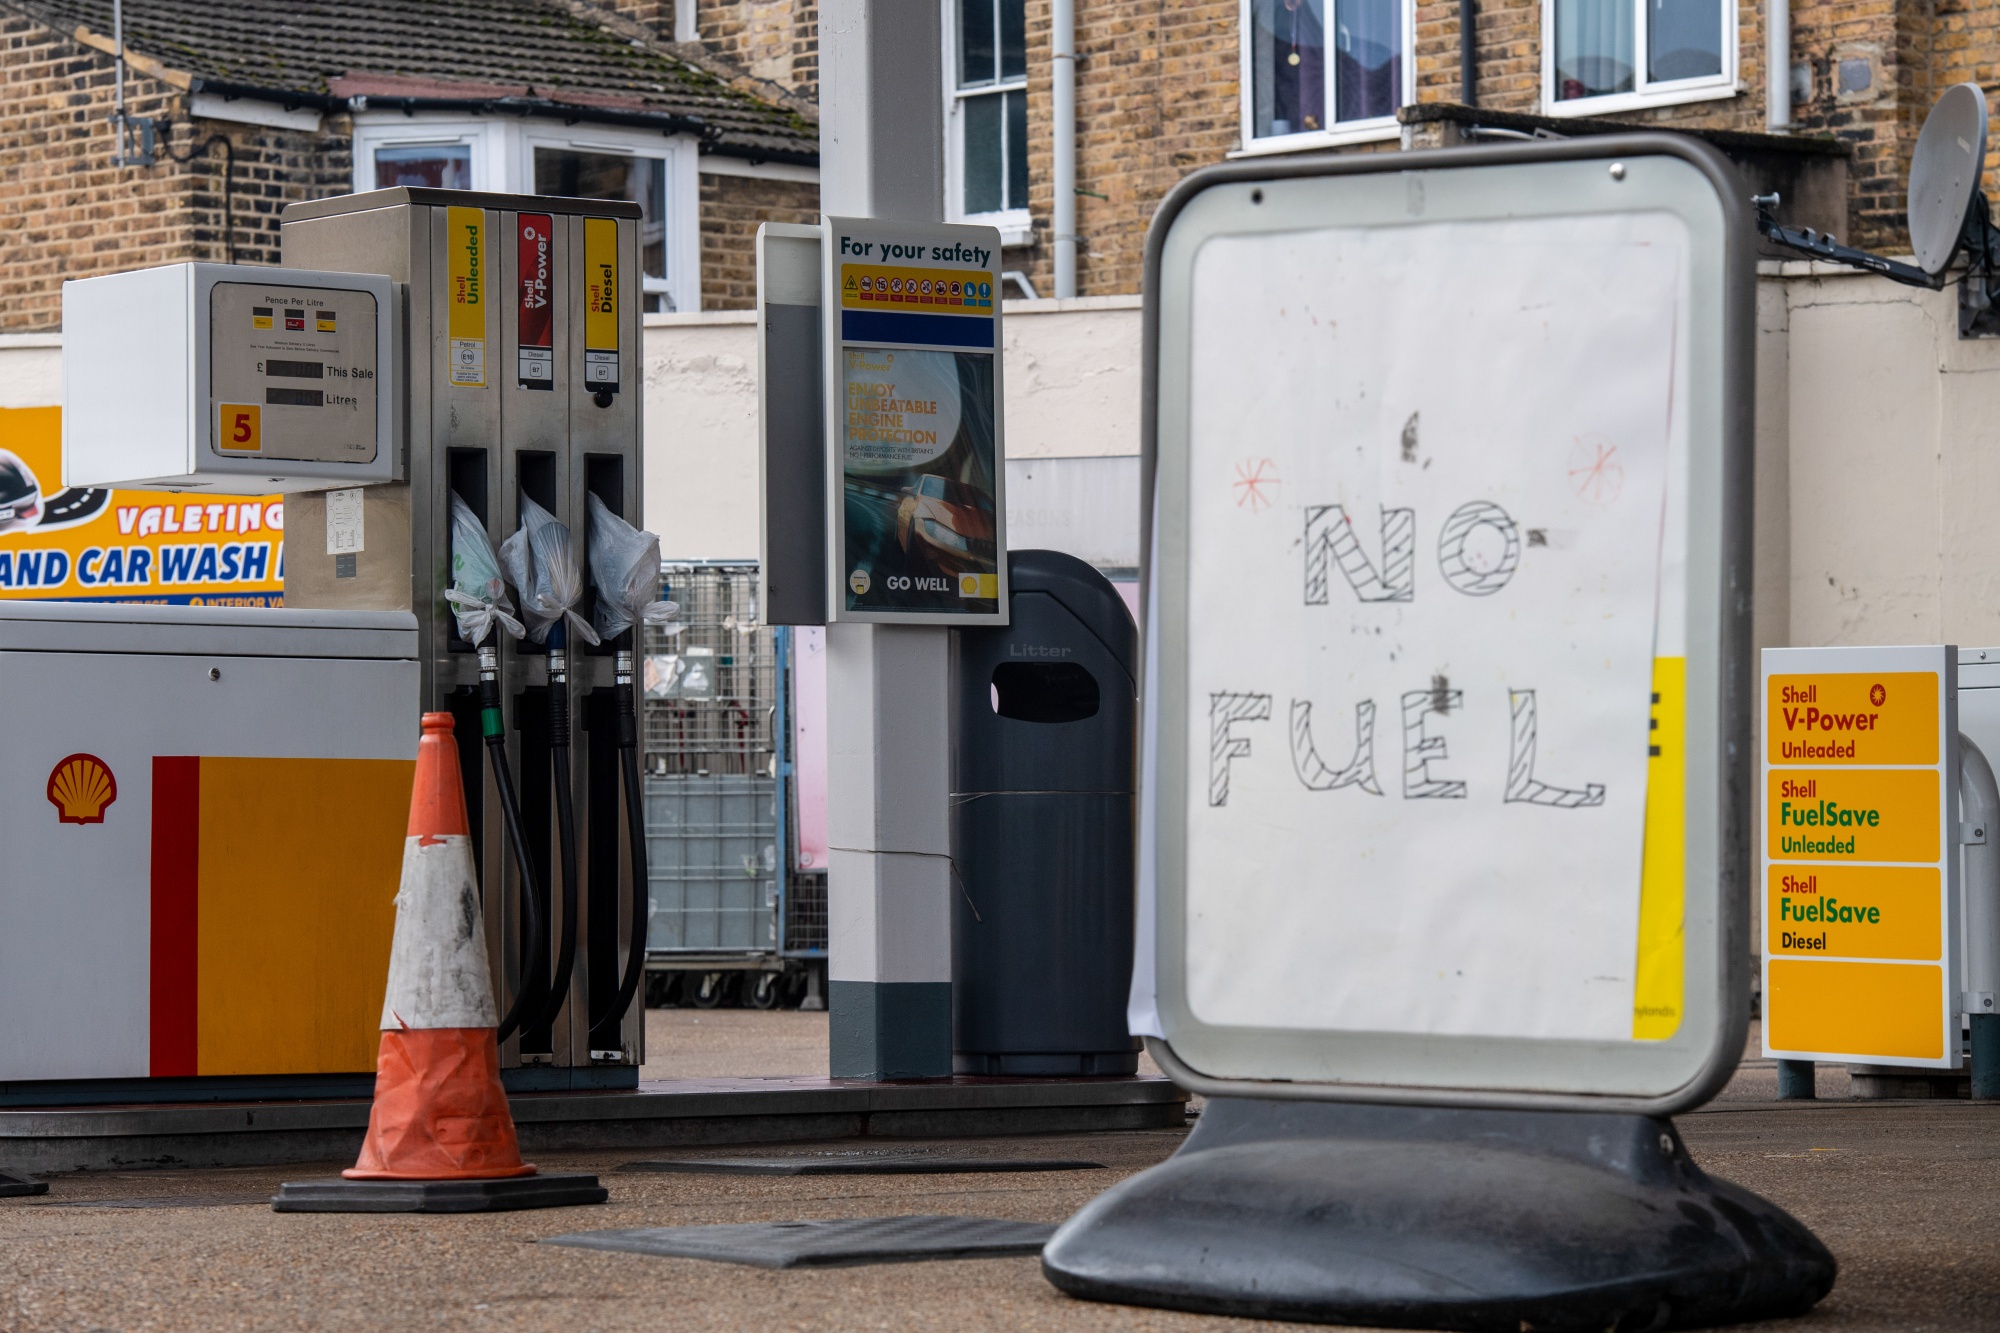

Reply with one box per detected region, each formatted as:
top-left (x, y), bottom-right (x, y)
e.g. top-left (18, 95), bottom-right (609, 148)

top-left (841, 310), bottom-right (994, 349)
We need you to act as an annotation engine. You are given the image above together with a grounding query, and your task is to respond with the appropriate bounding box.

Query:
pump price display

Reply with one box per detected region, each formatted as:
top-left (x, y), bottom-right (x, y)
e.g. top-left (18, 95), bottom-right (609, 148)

top-left (1762, 646), bottom-right (1958, 1068)
top-left (208, 282), bottom-right (379, 464)
top-left (822, 217), bottom-right (1006, 624)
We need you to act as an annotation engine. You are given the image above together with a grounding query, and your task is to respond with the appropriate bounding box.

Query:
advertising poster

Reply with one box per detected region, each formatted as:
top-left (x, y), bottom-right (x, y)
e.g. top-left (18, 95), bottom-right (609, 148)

top-left (824, 217), bottom-right (1006, 623)
top-left (0, 407), bottom-right (284, 605)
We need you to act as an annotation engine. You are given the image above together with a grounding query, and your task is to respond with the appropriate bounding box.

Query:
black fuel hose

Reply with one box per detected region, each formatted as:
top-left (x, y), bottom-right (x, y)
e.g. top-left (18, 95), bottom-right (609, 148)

top-left (533, 623), bottom-right (583, 1034)
top-left (481, 646), bottom-right (546, 1046)
top-left (600, 648), bottom-right (651, 1035)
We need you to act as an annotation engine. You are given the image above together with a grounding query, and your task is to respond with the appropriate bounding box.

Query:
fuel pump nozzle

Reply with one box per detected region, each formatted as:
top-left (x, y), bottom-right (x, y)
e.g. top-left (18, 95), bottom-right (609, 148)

top-left (586, 494), bottom-right (683, 1048)
top-left (500, 497), bottom-right (600, 1040)
top-left (446, 493), bottom-right (543, 1046)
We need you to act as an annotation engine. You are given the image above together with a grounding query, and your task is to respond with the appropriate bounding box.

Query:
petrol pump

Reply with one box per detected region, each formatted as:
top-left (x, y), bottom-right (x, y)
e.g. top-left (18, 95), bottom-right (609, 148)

top-left (19, 188), bottom-right (653, 1102)
top-left (279, 190), bottom-right (650, 1085)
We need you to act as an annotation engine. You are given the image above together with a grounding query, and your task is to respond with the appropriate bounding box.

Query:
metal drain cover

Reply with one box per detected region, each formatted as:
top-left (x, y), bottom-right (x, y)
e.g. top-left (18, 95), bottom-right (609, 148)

top-left (621, 1154), bottom-right (1104, 1176)
top-left (544, 1215), bottom-right (1055, 1268)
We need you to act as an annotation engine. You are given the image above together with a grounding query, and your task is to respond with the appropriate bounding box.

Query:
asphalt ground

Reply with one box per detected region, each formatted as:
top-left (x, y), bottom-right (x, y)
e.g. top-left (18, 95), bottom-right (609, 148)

top-left (0, 1013), bottom-right (1992, 1333)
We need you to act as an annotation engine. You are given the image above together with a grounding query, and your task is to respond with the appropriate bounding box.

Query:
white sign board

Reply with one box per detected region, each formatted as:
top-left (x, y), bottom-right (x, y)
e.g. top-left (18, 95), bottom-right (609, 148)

top-left (1135, 143), bottom-right (1751, 1109)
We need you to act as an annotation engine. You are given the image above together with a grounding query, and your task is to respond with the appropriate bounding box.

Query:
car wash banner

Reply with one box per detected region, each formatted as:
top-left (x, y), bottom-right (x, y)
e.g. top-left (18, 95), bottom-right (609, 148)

top-left (0, 407), bottom-right (284, 605)
top-left (822, 217), bottom-right (1007, 625)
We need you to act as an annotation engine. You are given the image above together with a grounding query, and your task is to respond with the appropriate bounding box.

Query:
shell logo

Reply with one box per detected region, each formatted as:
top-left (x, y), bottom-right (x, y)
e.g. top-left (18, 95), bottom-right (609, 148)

top-left (47, 753), bottom-right (117, 825)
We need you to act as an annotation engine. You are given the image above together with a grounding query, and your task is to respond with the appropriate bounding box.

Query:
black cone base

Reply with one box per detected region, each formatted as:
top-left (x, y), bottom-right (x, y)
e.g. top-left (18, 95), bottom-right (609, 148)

top-left (0, 1169), bottom-right (48, 1198)
top-left (1042, 1098), bottom-right (1834, 1332)
top-left (272, 1172), bottom-right (607, 1213)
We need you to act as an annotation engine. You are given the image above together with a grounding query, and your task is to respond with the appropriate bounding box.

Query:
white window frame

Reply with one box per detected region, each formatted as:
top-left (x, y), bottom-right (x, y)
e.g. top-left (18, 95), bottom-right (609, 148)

top-left (1233, 0), bottom-right (1415, 157)
top-left (515, 125), bottom-right (701, 315)
top-left (352, 117), bottom-right (505, 193)
top-left (942, 0), bottom-right (1033, 247)
top-left (1539, 0), bottom-right (1737, 117)
top-left (351, 115), bottom-right (702, 314)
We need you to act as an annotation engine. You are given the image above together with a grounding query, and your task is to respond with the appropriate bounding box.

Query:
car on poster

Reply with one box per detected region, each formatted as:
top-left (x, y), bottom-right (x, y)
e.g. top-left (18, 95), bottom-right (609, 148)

top-left (0, 407), bottom-right (284, 604)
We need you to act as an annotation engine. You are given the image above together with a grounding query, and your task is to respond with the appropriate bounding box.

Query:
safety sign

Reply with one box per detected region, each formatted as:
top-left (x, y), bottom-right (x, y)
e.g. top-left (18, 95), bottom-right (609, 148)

top-left (822, 217), bottom-right (1006, 623)
top-left (1762, 645), bottom-right (1959, 1067)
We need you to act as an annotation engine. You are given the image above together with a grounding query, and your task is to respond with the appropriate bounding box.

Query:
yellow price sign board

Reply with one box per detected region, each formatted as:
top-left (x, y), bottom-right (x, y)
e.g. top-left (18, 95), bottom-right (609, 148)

top-left (1760, 646), bottom-right (1957, 1070)
top-left (1765, 767), bottom-right (1939, 863)
top-left (1766, 670), bottom-right (1938, 765)
top-left (1765, 865), bottom-right (1941, 960)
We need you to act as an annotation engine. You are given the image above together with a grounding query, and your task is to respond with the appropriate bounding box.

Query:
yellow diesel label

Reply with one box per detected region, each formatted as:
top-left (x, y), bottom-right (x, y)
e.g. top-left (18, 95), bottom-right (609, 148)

top-left (1766, 767), bottom-right (1938, 862)
top-left (446, 205), bottom-right (486, 387)
top-left (584, 218), bottom-right (618, 351)
top-left (1766, 958), bottom-right (1945, 1061)
top-left (582, 217), bottom-right (620, 393)
top-left (1767, 671), bottom-right (1937, 765)
top-left (1766, 864), bottom-right (1941, 960)
top-left (840, 264), bottom-right (995, 313)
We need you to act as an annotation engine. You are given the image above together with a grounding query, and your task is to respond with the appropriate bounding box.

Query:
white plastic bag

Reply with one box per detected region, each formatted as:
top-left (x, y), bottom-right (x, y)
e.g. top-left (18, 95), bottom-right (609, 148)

top-left (499, 495), bottom-right (601, 646)
top-left (443, 493), bottom-right (524, 645)
top-left (586, 493), bottom-right (683, 641)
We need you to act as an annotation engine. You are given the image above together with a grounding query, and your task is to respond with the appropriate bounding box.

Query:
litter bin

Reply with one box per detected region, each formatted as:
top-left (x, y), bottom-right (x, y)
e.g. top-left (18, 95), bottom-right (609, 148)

top-left (951, 549), bottom-right (1138, 1075)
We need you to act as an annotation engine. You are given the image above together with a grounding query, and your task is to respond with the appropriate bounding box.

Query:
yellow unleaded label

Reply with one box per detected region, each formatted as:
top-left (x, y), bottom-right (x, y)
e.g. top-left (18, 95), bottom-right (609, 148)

top-left (1766, 864), bottom-right (1941, 960)
top-left (1633, 657), bottom-right (1685, 1040)
top-left (446, 206), bottom-right (486, 388)
top-left (1766, 767), bottom-right (1939, 863)
top-left (1766, 671), bottom-right (1937, 765)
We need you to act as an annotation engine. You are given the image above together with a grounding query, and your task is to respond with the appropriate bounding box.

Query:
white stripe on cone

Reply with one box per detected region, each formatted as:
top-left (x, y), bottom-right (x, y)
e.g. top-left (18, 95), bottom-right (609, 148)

top-left (379, 834), bottom-right (499, 1030)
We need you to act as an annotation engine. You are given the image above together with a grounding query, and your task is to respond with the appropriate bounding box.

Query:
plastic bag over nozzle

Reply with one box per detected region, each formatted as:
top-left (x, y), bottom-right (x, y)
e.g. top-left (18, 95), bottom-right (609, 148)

top-left (444, 493), bottom-right (525, 646)
top-left (585, 493), bottom-right (683, 642)
top-left (500, 495), bottom-right (601, 647)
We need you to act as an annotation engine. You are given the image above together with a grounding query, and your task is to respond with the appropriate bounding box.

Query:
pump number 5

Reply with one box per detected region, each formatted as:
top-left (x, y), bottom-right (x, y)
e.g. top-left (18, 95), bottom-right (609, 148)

top-left (219, 404), bottom-right (261, 453)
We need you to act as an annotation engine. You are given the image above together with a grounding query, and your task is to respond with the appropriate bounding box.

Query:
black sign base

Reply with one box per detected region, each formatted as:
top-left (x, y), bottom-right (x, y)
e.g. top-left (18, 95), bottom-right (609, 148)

top-left (1042, 1097), bottom-right (1834, 1331)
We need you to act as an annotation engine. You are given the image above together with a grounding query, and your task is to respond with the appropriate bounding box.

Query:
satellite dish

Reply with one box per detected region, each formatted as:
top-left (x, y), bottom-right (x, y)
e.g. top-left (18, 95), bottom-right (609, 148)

top-left (1755, 80), bottom-right (1999, 310)
top-left (1908, 83), bottom-right (1989, 275)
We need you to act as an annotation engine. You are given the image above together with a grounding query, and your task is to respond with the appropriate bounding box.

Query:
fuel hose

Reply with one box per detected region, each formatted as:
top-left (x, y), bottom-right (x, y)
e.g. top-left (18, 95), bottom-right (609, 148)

top-left (596, 645), bottom-right (652, 1041)
top-left (481, 643), bottom-right (547, 1046)
top-left (532, 620), bottom-right (584, 1035)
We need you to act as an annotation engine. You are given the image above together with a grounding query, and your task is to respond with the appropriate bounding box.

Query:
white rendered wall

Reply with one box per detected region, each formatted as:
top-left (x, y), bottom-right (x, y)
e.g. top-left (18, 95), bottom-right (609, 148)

top-left (639, 297), bottom-right (1142, 559)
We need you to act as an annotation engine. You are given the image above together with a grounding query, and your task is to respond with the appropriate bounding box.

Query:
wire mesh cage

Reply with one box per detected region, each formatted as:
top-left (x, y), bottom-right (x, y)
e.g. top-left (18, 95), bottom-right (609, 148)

top-left (643, 562), bottom-right (775, 777)
top-left (642, 563), bottom-right (783, 957)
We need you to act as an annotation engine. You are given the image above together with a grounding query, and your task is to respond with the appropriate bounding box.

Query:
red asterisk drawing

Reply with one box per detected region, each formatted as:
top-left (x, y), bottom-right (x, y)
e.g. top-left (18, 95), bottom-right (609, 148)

top-left (1567, 438), bottom-right (1623, 506)
top-left (1233, 458), bottom-right (1280, 511)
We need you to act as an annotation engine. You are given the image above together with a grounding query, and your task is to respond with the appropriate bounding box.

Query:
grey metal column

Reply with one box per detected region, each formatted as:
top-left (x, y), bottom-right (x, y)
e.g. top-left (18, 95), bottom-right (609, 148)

top-left (819, 0), bottom-right (956, 1078)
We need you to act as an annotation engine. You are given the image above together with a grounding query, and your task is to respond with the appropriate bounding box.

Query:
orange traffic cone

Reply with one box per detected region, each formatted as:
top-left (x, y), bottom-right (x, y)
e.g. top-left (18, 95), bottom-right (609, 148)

top-left (271, 713), bottom-right (605, 1213)
top-left (345, 712), bottom-right (533, 1181)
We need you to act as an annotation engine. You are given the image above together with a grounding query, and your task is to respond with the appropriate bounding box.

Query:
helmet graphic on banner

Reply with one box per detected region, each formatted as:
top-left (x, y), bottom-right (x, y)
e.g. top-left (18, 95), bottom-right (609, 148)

top-left (0, 450), bottom-right (44, 535)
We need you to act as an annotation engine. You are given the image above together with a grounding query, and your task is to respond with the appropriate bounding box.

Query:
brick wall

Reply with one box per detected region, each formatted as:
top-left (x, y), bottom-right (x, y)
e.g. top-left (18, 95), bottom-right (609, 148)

top-left (1004, 0), bottom-right (1241, 299)
top-left (0, 14), bottom-right (355, 331)
top-left (698, 171), bottom-right (819, 309)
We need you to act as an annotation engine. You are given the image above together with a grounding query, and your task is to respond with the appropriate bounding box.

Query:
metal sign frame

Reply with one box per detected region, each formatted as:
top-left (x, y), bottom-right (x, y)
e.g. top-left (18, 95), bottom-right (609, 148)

top-left (1136, 137), bottom-right (1754, 1113)
top-left (820, 215), bottom-right (1009, 626)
